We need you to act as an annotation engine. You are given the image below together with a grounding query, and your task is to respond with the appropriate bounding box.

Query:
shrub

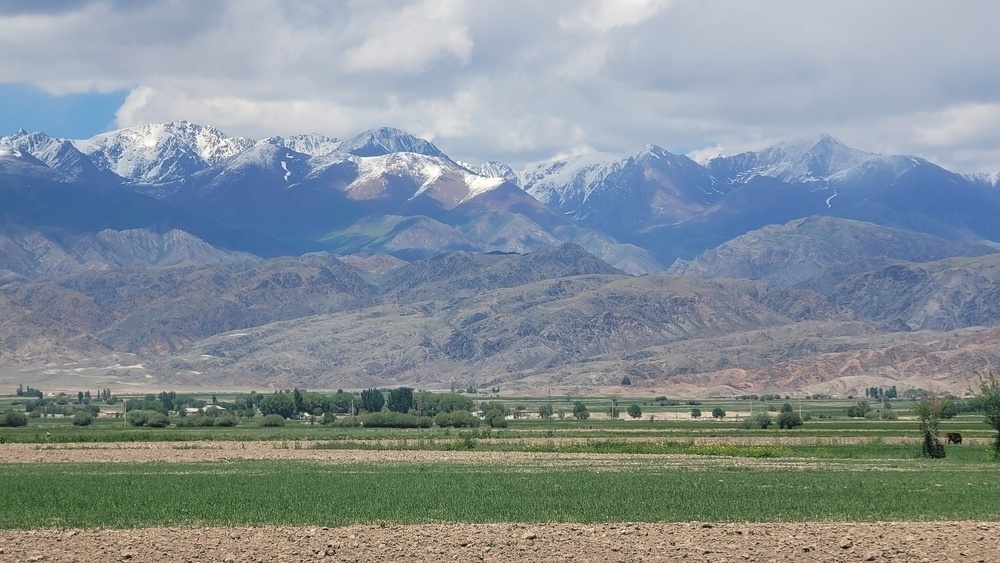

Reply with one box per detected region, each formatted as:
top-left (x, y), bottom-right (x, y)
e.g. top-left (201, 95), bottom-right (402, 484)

top-left (484, 408), bottom-right (508, 428)
top-left (435, 410), bottom-right (480, 428)
top-left (777, 411), bottom-right (803, 429)
top-left (359, 411), bottom-right (432, 428)
top-left (261, 414), bottom-right (286, 427)
top-left (0, 410), bottom-right (28, 427)
top-left (626, 404), bottom-right (642, 419)
top-left (145, 413), bottom-right (170, 428)
top-left (72, 412), bottom-right (94, 427)
top-left (126, 410), bottom-right (153, 427)
top-left (214, 416), bottom-right (239, 427)
top-left (690, 408), bottom-right (702, 418)
top-left (711, 407), bottom-right (726, 419)
top-left (572, 402), bottom-right (590, 420)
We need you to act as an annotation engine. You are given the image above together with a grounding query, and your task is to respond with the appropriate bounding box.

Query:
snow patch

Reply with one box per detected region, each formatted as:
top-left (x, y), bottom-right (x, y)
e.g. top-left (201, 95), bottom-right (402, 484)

top-left (461, 175), bottom-right (505, 203)
top-left (280, 160), bottom-right (292, 182)
top-left (825, 189), bottom-right (838, 208)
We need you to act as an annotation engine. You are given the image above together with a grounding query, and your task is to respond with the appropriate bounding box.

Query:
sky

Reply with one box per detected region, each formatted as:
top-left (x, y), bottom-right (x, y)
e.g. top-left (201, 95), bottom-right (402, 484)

top-left (1, 0), bottom-right (999, 173)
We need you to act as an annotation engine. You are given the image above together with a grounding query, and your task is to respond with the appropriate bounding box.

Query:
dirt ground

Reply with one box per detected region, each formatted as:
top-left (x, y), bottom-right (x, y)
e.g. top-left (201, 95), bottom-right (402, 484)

top-left (1, 521), bottom-right (997, 563)
top-left (1, 442), bottom-right (997, 562)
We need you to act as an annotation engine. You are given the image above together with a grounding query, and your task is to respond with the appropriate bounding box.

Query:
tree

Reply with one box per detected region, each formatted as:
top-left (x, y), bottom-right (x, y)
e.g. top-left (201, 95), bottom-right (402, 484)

top-left (620, 376), bottom-right (632, 386)
top-left (711, 407), bottom-right (726, 419)
top-left (572, 401), bottom-right (590, 420)
top-left (776, 411), bottom-right (802, 429)
top-left (387, 387), bottom-right (414, 413)
top-left (913, 394), bottom-right (951, 458)
top-left (626, 403), bottom-right (643, 419)
top-left (0, 410), bottom-right (28, 427)
top-left (72, 412), bottom-right (94, 426)
top-left (846, 401), bottom-right (872, 418)
top-left (483, 408), bottom-right (507, 428)
top-left (360, 388), bottom-right (385, 413)
top-left (691, 408), bottom-right (702, 418)
top-left (261, 414), bottom-right (285, 427)
top-left (978, 370), bottom-right (1000, 460)
top-left (538, 403), bottom-right (554, 419)
top-left (259, 393), bottom-right (296, 419)
top-left (780, 403), bottom-right (794, 413)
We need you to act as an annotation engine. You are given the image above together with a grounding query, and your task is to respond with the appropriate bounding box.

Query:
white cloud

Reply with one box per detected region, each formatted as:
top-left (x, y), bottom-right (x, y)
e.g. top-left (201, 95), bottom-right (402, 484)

top-left (561, 0), bottom-right (670, 32)
top-left (340, 0), bottom-right (473, 73)
top-left (2, 0), bottom-right (1000, 172)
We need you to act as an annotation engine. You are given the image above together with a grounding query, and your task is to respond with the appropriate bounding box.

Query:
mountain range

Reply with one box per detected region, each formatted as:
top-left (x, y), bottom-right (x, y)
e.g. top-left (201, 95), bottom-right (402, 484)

top-left (2, 122), bottom-right (999, 395)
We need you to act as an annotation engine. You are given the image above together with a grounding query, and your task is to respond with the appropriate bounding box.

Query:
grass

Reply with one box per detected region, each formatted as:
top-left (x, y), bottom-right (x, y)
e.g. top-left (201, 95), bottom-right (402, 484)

top-left (1, 458), bottom-right (999, 529)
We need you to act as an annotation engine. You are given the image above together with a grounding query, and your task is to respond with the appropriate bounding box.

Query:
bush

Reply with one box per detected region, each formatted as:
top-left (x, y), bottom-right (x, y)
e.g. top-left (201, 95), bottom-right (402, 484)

top-left (0, 410), bottom-right (28, 427)
top-left (572, 402), bottom-right (590, 420)
top-left (359, 411), bottom-right (432, 428)
top-left (72, 412), bottom-right (94, 427)
top-left (711, 407), bottom-right (726, 419)
top-left (435, 410), bottom-right (480, 428)
top-left (483, 408), bottom-right (508, 428)
top-left (214, 416), bottom-right (239, 427)
top-left (626, 404), bottom-right (642, 419)
top-left (145, 413), bottom-right (170, 428)
top-left (691, 408), bottom-right (702, 418)
top-left (777, 411), bottom-right (803, 429)
top-left (261, 414), bottom-right (286, 427)
top-left (126, 410), bottom-right (153, 427)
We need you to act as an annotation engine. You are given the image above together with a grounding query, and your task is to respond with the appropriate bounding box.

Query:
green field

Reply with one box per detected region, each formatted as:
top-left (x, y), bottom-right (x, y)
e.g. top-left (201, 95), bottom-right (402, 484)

top-left (2, 392), bottom-right (998, 528)
top-left (2, 458), bottom-right (999, 529)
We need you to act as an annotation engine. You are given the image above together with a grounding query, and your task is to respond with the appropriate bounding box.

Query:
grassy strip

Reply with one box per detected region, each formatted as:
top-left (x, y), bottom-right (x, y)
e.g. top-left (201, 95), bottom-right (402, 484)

top-left (1, 460), bottom-right (999, 528)
top-left (312, 437), bottom-right (995, 462)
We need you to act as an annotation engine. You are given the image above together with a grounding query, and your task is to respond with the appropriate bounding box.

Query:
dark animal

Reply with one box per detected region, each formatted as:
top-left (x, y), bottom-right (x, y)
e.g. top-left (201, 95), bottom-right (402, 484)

top-left (946, 432), bottom-right (963, 445)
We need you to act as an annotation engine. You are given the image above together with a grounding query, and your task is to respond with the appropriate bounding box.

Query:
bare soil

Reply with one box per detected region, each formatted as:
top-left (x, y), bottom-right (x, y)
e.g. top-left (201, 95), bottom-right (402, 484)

top-left (1, 521), bottom-right (997, 562)
top-left (1, 442), bottom-right (997, 562)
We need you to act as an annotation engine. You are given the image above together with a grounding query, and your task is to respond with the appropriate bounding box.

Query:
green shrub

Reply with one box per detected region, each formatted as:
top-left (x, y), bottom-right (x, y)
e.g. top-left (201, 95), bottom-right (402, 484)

top-left (261, 414), bottom-right (286, 427)
top-left (72, 412), bottom-right (94, 427)
top-left (126, 410), bottom-right (153, 427)
top-left (359, 411), bottom-right (432, 428)
top-left (435, 410), bottom-right (480, 428)
top-left (484, 408), bottom-right (509, 427)
top-left (0, 410), bottom-right (28, 427)
top-left (146, 413), bottom-right (170, 428)
top-left (214, 416), bottom-right (239, 427)
top-left (777, 411), bottom-right (803, 429)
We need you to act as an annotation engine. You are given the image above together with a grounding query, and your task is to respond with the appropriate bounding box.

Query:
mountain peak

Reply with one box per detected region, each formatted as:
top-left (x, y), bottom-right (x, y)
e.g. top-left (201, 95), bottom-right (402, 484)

top-left (342, 127), bottom-right (446, 159)
top-left (72, 121), bottom-right (255, 183)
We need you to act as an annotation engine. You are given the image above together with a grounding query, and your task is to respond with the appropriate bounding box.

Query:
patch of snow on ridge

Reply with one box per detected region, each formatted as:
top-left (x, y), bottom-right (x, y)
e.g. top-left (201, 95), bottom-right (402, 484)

top-left (462, 175), bottom-right (505, 203)
top-left (280, 161), bottom-right (291, 182)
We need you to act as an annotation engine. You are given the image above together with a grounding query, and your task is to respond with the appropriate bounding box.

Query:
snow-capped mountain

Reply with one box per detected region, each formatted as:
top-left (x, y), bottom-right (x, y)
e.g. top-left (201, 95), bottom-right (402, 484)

top-left (522, 145), bottom-right (724, 236)
top-left (459, 160), bottom-right (518, 184)
top-left (707, 134), bottom-right (873, 185)
top-left (0, 129), bottom-right (117, 184)
top-left (4, 121), bottom-right (1000, 274)
top-left (71, 121), bottom-right (255, 184)
top-left (966, 171), bottom-right (1000, 190)
top-left (258, 134), bottom-right (342, 157)
top-left (341, 127), bottom-right (447, 159)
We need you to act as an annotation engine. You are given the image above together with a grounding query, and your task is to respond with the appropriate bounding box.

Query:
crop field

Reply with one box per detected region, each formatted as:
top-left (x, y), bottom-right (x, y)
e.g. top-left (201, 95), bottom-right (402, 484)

top-left (1, 392), bottom-right (999, 561)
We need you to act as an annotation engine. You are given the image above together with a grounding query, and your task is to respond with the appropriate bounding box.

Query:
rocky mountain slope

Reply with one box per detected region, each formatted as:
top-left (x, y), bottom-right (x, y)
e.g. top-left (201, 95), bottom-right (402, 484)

top-left (1, 244), bottom-right (997, 395)
top-left (3, 122), bottom-right (1000, 395)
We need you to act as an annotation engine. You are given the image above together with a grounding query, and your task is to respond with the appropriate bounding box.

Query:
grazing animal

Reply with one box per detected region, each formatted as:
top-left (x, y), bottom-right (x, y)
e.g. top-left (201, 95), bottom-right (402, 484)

top-left (946, 432), bottom-right (963, 445)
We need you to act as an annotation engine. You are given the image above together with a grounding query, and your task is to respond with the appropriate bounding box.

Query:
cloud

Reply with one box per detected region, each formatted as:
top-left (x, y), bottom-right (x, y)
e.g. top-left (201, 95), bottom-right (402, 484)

top-left (2, 0), bottom-right (1000, 172)
top-left (561, 0), bottom-right (670, 32)
top-left (340, 0), bottom-right (473, 73)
